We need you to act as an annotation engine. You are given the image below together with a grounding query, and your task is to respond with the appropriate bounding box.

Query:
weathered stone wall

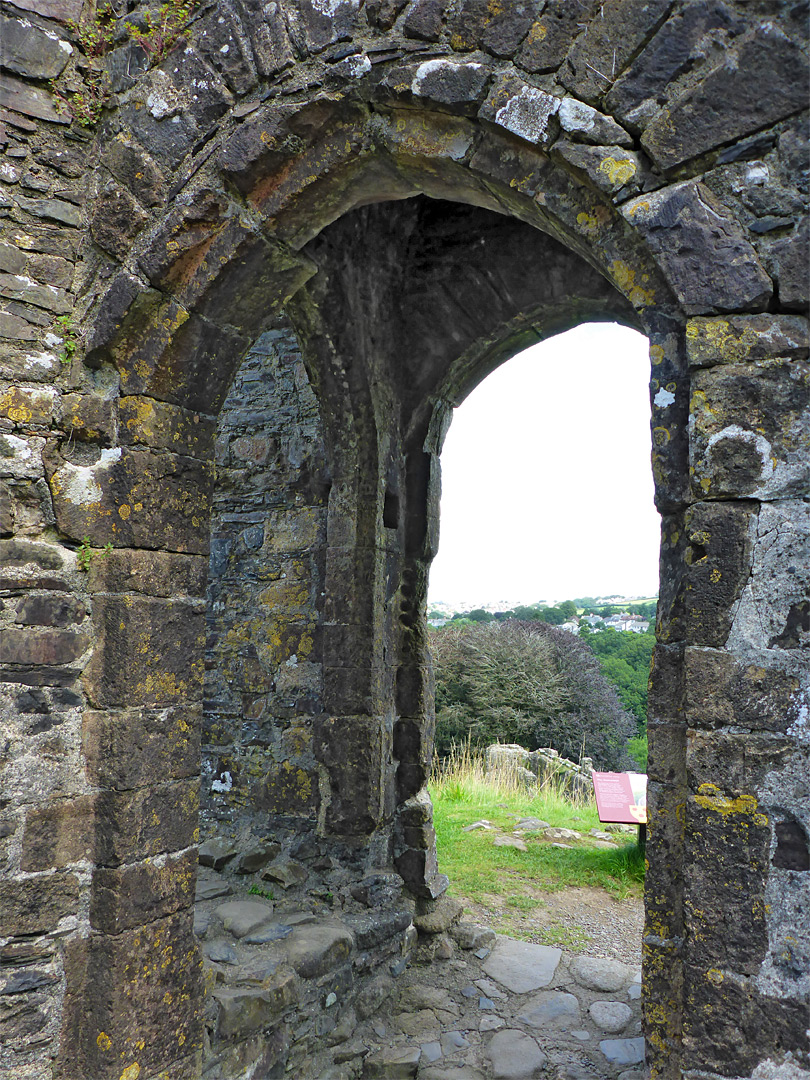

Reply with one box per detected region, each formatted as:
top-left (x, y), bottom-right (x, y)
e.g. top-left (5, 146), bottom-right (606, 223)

top-left (0, 1), bottom-right (807, 1078)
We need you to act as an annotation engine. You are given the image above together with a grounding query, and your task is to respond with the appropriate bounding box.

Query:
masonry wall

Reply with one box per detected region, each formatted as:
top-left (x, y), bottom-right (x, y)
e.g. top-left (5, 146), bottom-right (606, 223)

top-left (0, 2), bottom-right (807, 1078)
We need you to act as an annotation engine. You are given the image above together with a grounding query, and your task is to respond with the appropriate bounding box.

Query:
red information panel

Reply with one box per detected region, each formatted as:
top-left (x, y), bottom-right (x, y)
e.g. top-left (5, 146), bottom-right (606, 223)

top-left (592, 771), bottom-right (647, 825)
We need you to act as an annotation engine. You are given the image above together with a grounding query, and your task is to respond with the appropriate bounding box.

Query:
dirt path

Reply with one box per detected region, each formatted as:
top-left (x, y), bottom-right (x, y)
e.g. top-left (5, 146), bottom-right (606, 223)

top-left (451, 885), bottom-right (644, 968)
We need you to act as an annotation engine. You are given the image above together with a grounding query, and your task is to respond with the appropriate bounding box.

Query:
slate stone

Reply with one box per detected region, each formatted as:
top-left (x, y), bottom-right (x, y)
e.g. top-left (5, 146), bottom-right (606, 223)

top-left (195, 876), bottom-right (233, 902)
top-left (15, 595), bottom-right (85, 627)
top-left (212, 972), bottom-right (299, 1038)
top-left (243, 922), bottom-right (293, 944)
top-left (604, 2), bottom-right (746, 127)
top-left (403, 0), bottom-right (445, 41)
top-left (204, 938), bottom-right (238, 964)
top-left (0, 873), bottom-right (79, 934)
top-left (516, 0), bottom-right (601, 74)
top-left (448, 0), bottom-right (539, 57)
top-left (282, 924), bottom-right (353, 978)
top-left (415, 896), bottom-right (463, 934)
top-left (599, 1037), bottom-right (646, 1065)
top-left (198, 837), bottom-right (239, 870)
top-left (557, 97), bottom-right (633, 147)
top-left (570, 955), bottom-right (636, 992)
top-left (560, 0), bottom-right (671, 104)
top-left (518, 990), bottom-right (581, 1029)
top-left (622, 182), bottom-right (772, 315)
top-left (0, 73), bottom-right (69, 125)
top-left (0, 628), bottom-right (88, 666)
top-left (450, 922), bottom-right (496, 951)
top-left (234, 841), bottom-right (281, 873)
top-left (483, 938), bottom-right (561, 994)
top-left (486, 1029), bottom-right (546, 1079)
top-left (214, 899), bottom-right (275, 938)
top-left (479, 74), bottom-right (560, 147)
top-left (641, 26), bottom-right (810, 172)
top-left (553, 141), bottom-right (641, 196)
top-left (363, 1044), bottom-right (422, 1077)
top-left (766, 219), bottom-right (809, 311)
top-left (0, 15), bottom-right (72, 79)
top-left (10, 194), bottom-right (81, 226)
top-left (260, 856), bottom-right (308, 889)
top-left (407, 59), bottom-right (491, 111)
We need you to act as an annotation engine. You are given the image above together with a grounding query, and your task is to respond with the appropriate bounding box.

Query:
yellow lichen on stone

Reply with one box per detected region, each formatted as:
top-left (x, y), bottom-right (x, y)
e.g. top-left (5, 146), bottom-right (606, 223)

top-left (598, 155), bottom-right (636, 187)
top-left (694, 783), bottom-right (768, 825)
top-left (610, 260), bottom-right (655, 308)
top-left (119, 1065), bottom-right (140, 1080)
top-left (97, 1032), bottom-right (112, 1051)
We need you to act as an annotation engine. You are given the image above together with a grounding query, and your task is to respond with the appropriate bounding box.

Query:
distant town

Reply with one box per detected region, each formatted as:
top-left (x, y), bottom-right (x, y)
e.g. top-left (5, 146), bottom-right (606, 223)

top-left (427, 595), bottom-right (657, 635)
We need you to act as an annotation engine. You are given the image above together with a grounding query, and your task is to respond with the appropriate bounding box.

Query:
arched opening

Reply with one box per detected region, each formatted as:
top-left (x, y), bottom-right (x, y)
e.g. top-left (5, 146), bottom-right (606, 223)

top-left (426, 321), bottom-right (658, 976)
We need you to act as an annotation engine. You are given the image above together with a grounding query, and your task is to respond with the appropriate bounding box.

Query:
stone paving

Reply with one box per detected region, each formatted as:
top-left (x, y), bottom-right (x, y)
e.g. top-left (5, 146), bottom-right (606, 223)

top-left (196, 869), bottom-right (647, 1079)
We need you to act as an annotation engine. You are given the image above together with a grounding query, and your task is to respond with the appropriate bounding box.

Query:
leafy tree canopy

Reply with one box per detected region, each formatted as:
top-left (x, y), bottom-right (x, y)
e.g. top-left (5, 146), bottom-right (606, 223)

top-left (431, 620), bottom-right (636, 770)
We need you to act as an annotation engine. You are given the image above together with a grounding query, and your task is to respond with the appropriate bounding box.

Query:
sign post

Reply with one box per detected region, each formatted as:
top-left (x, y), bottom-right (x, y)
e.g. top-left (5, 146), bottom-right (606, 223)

top-left (591, 771), bottom-right (647, 851)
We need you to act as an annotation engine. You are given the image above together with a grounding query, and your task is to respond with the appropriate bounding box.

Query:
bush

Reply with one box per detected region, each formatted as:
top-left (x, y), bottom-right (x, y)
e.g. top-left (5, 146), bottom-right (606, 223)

top-left (431, 620), bottom-right (636, 770)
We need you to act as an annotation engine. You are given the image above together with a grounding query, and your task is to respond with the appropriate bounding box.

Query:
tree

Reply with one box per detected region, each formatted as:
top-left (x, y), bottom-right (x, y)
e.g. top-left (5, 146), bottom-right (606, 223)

top-left (558, 600), bottom-right (577, 619)
top-left (431, 620), bottom-right (635, 769)
top-left (468, 608), bottom-right (494, 622)
top-left (586, 627), bottom-right (654, 726)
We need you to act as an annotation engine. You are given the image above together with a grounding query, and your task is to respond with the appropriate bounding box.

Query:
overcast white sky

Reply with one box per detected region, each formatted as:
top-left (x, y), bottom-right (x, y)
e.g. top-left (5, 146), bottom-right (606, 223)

top-left (427, 323), bottom-right (661, 610)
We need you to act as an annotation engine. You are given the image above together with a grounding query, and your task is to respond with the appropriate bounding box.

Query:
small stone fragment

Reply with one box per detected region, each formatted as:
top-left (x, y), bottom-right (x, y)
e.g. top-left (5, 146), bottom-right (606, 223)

top-left (590, 1000), bottom-right (633, 1033)
top-left (199, 837), bottom-right (239, 870)
top-left (415, 897), bottom-right (464, 934)
top-left (493, 835), bottom-right (528, 851)
top-left (214, 900), bottom-right (274, 938)
top-left (204, 938), bottom-right (238, 964)
top-left (599, 1037), bottom-right (646, 1066)
top-left (487, 1029), bottom-right (546, 1079)
top-left (484, 938), bottom-right (561, 994)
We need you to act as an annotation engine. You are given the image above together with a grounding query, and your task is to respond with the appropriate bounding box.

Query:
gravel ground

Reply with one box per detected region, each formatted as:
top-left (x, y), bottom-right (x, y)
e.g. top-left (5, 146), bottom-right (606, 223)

top-left (450, 886), bottom-right (644, 968)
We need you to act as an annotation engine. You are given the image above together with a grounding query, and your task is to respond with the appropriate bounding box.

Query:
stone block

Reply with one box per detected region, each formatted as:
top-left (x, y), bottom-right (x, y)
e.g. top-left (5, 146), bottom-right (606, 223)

top-left (58, 393), bottom-right (116, 446)
top-left (560, 0), bottom-right (671, 104)
top-left (59, 913), bottom-right (203, 1080)
top-left (212, 974), bottom-right (299, 1040)
top-left (257, 761), bottom-right (319, 817)
top-left (604, 3), bottom-right (746, 129)
top-left (90, 180), bottom-right (149, 261)
top-left (553, 140), bottom-right (641, 196)
top-left (0, 539), bottom-right (63, 572)
top-left (84, 594), bottom-right (204, 708)
top-left (0, 15), bottom-right (72, 79)
top-left (102, 133), bottom-right (167, 208)
top-left (118, 396), bottom-right (215, 457)
top-left (234, 0), bottom-right (294, 78)
top-left (765, 218), bottom-right (809, 312)
top-left (657, 502), bottom-right (754, 647)
top-left (682, 648), bottom-right (803, 736)
top-left (399, 58), bottom-right (492, 113)
top-left (94, 780), bottom-right (199, 866)
top-left (685, 315), bottom-right (809, 368)
top-left (20, 794), bottom-right (96, 871)
top-left (683, 788), bottom-right (769, 974)
top-left (622, 182), bottom-right (772, 315)
top-left (403, 0), bottom-right (446, 41)
top-left (0, 386), bottom-right (57, 427)
top-left (692, 357), bottom-right (810, 498)
top-left (0, 873), bottom-right (79, 935)
top-left (0, 628), bottom-right (89, 666)
top-left (90, 849), bottom-right (197, 933)
top-left (46, 445), bottom-right (213, 553)
top-left (479, 74), bottom-right (560, 148)
top-left (282, 924), bottom-right (353, 978)
top-left (0, 72), bottom-right (68, 124)
top-left (86, 548), bottom-right (207, 598)
top-left (192, 9), bottom-right (257, 96)
top-left (448, 0), bottom-right (539, 57)
top-left (82, 705), bottom-right (201, 791)
top-left (314, 714), bottom-right (386, 834)
top-left (516, 0), bottom-right (600, 74)
top-left (641, 26), bottom-right (809, 172)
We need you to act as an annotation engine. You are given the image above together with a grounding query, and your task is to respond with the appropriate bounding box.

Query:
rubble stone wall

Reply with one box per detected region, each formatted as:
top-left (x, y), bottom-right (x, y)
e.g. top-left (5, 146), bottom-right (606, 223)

top-left (0, 1), bottom-right (807, 1078)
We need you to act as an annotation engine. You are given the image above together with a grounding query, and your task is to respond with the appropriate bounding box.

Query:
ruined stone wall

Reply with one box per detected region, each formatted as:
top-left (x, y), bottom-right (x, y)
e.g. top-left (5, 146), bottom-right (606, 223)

top-left (0, 1), bottom-right (807, 1078)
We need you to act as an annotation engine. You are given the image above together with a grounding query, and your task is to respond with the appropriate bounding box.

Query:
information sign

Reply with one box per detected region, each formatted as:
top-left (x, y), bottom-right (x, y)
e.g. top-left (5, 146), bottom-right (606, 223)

top-left (591, 771), bottom-right (647, 825)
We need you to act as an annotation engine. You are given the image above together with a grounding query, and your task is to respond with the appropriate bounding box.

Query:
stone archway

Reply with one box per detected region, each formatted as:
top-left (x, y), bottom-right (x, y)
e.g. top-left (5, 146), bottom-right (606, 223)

top-left (0, 4), bottom-right (807, 1079)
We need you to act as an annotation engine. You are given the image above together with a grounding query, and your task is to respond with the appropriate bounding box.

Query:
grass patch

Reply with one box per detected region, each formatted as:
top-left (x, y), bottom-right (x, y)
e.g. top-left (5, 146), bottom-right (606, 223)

top-left (428, 742), bottom-right (644, 944)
